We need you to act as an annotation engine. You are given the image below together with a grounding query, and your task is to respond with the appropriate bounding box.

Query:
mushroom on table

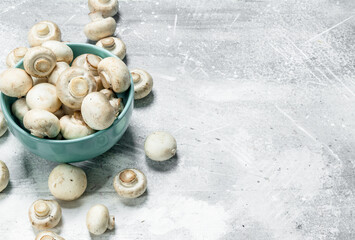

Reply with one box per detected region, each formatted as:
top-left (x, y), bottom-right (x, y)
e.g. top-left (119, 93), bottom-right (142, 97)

top-left (86, 204), bottom-right (115, 235)
top-left (28, 21), bottom-right (61, 47)
top-left (113, 169), bottom-right (147, 198)
top-left (0, 160), bottom-right (9, 193)
top-left (88, 0), bottom-right (118, 18)
top-left (28, 199), bottom-right (62, 230)
top-left (144, 131), bottom-right (177, 161)
top-left (84, 11), bottom-right (116, 41)
top-left (130, 69), bottom-right (153, 100)
top-left (35, 231), bottom-right (65, 240)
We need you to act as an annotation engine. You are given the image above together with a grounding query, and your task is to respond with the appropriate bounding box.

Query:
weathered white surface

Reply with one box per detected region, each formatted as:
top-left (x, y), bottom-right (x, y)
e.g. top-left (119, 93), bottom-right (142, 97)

top-left (0, 0), bottom-right (355, 239)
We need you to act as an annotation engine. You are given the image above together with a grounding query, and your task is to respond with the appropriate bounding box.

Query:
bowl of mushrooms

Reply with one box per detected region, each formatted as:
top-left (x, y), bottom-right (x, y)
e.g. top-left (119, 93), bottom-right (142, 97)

top-left (0, 43), bottom-right (134, 163)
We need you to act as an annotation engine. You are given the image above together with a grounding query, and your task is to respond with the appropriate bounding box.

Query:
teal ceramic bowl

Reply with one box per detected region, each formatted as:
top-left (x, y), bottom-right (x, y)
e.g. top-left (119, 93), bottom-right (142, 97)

top-left (0, 43), bottom-right (134, 163)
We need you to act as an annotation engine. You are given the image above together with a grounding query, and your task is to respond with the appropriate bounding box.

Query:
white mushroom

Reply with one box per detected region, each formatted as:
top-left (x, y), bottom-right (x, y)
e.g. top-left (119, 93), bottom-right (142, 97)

top-left (144, 131), bottom-right (177, 161)
top-left (0, 111), bottom-right (7, 137)
top-left (32, 76), bottom-right (48, 86)
top-left (84, 11), bottom-right (116, 41)
top-left (96, 37), bottom-right (126, 60)
top-left (23, 109), bottom-right (60, 138)
top-left (48, 164), bottom-right (87, 201)
top-left (23, 46), bottom-right (57, 78)
top-left (35, 231), bottom-right (65, 240)
top-left (131, 69), bottom-right (153, 100)
top-left (26, 83), bottom-right (62, 113)
top-left (0, 68), bottom-right (33, 97)
top-left (113, 169), bottom-right (147, 198)
top-left (0, 160), bottom-right (9, 193)
top-left (100, 89), bottom-right (124, 116)
top-left (88, 0), bottom-right (118, 17)
top-left (28, 21), bottom-right (61, 47)
top-left (60, 112), bottom-right (95, 140)
top-left (81, 92), bottom-right (116, 130)
top-left (28, 199), bottom-right (62, 230)
top-left (97, 57), bottom-right (130, 93)
top-left (12, 98), bottom-right (30, 123)
top-left (86, 204), bottom-right (115, 235)
top-left (56, 67), bottom-right (97, 110)
top-left (48, 62), bottom-right (69, 85)
top-left (72, 54), bottom-right (102, 76)
top-left (42, 40), bottom-right (73, 64)
top-left (6, 47), bottom-right (28, 68)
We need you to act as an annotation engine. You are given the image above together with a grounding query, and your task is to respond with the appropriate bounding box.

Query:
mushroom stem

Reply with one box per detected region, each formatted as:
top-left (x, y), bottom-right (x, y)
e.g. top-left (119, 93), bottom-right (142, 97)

top-left (35, 58), bottom-right (51, 73)
top-left (99, 71), bottom-right (112, 88)
top-left (40, 236), bottom-right (55, 240)
top-left (13, 47), bottom-right (27, 62)
top-left (101, 38), bottom-right (116, 50)
top-left (131, 72), bottom-right (141, 84)
top-left (69, 77), bottom-right (89, 97)
top-left (36, 23), bottom-right (50, 36)
top-left (119, 169), bottom-right (137, 186)
top-left (99, 0), bottom-right (110, 3)
top-left (34, 201), bottom-right (50, 217)
top-left (108, 215), bottom-right (115, 230)
top-left (89, 11), bottom-right (104, 21)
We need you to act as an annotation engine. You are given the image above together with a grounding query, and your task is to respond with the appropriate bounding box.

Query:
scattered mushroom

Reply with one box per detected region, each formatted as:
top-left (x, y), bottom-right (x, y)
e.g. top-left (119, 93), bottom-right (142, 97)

top-left (48, 62), bottom-right (69, 85)
top-left (12, 98), bottom-right (30, 123)
top-left (23, 109), bottom-right (60, 138)
top-left (6, 47), bottom-right (28, 68)
top-left (100, 89), bottom-right (124, 116)
top-left (88, 0), bottom-right (118, 18)
top-left (130, 69), bottom-right (153, 100)
top-left (113, 169), bottom-right (147, 198)
top-left (26, 83), bottom-right (62, 113)
top-left (97, 57), bottom-right (130, 93)
top-left (42, 40), bottom-right (73, 64)
top-left (0, 160), bottom-right (9, 193)
top-left (84, 11), bottom-right (116, 41)
top-left (72, 54), bottom-right (102, 76)
top-left (0, 68), bottom-right (33, 97)
top-left (48, 164), bottom-right (87, 201)
top-left (35, 231), bottom-right (65, 240)
top-left (86, 204), bottom-right (115, 235)
top-left (0, 111), bottom-right (7, 137)
top-left (28, 199), bottom-right (62, 230)
top-left (23, 46), bottom-right (57, 78)
top-left (60, 112), bottom-right (95, 139)
top-left (144, 131), bottom-right (177, 161)
top-left (28, 21), bottom-right (61, 47)
top-left (81, 92), bottom-right (116, 130)
top-left (56, 67), bottom-right (97, 109)
top-left (96, 37), bottom-right (126, 60)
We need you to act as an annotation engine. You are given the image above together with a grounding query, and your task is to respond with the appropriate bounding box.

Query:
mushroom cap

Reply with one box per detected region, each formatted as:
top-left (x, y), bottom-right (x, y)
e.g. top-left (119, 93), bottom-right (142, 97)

top-left (48, 62), bottom-right (69, 85)
top-left (0, 160), bottom-right (9, 193)
top-left (35, 231), bottom-right (65, 240)
top-left (72, 54), bottom-right (102, 76)
top-left (0, 68), bottom-right (33, 97)
top-left (42, 40), bottom-right (73, 65)
top-left (6, 47), bottom-right (28, 68)
top-left (97, 57), bottom-right (130, 93)
top-left (48, 164), bottom-right (87, 201)
top-left (96, 37), bottom-right (126, 60)
top-left (84, 12), bottom-right (116, 41)
top-left (23, 109), bottom-right (60, 138)
top-left (24, 46), bottom-right (57, 78)
top-left (81, 92), bottom-right (116, 130)
top-left (86, 204), bottom-right (115, 235)
top-left (0, 111), bottom-right (7, 137)
top-left (60, 112), bottom-right (95, 140)
top-left (131, 69), bottom-right (153, 100)
top-left (113, 169), bottom-right (147, 198)
top-left (88, 0), bottom-right (118, 18)
top-left (28, 21), bottom-right (61, 47)
top-left (56, 67), bottom-right (97, 110)
top-left (12, 98), bottom-right (30, 123)
top-left (28, 199), bottom-right (62, 230)
top-left (99, 89), bottom-right (124, 117)
top-left (144, 131), bottom-right (177, 161)
top-left (26, 83), bottom-right (62, 113)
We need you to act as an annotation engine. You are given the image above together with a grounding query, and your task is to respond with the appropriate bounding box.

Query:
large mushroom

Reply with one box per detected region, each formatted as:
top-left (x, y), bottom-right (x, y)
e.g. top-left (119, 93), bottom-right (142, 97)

top-left (42, 40), bottom-right (73, 64)
top-left (96, 37), bottom-right (126, 60)
top-left (84, 11), bottom-right (116, 41)
top-left (130, 69), bottom-right (153, 100)
top-left (23, 46), bottom-right (57, 78)
top-left (26, 83), bottom-right (62, 113)
top-left (35, 231), bottom-right (65, 240)
top-left (12, 98), bottom-right (30, 123)
top-left (86, 204), bottom-right (115, 235)
top-left (0, 68), bottom-right (33, 97)
top-left (28, 21), bottom-right (61, 47)
top-left (6, 47), bottom-right (28, 68)
top-left (60, 112), bottom-right (95, 140)
top-left (23, 109), bottom-right (60, 138)
top-left (48, 62), bottom-right (69, 85)
top-left (113, 169), bottom-right (147, 198)
top-left (28, 199), bottom-right (62, 230)
top-left (72, 54), bottom-right (102, 76)
top-left (0, 160), bottom-right (9, 193)
top-left (88, 0), bottom-right (118, 17)
top-left (144, 131), bottom-right (177, 161)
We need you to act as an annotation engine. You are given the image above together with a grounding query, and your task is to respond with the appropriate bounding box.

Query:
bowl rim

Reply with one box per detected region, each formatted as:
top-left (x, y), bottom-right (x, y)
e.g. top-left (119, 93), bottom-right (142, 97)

top-left (0, 42), bottom-right (134, 144)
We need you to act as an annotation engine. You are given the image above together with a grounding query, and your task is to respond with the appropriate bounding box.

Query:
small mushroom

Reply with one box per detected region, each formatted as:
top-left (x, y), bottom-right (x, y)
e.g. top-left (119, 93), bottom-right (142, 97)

top-left (23, 109), bottom-right (60, 138)
top-left (56, 67), bottom-right (97, 110)
top-left (42, 40), bottom-right (73, 64)
top-left (48, 164), bottom-right (87, 201)
top-left (23, 46), bottom-right (57, 78)
top-left (88, 0), bottom-right (118, 18)
top-left (6, 47), bottom-right (28, 68)
top-left (0, 68), bottom-right (33, 97)
top-left (35, 231), bottom-right (65, 240)
top-left (26, 83), bottom-right (62, 113)
top-left (48, 62), bottom-right (69, 85)
top-left (100, 89), bottom-right (124, 116)
top-left (28, 199), bottom-right (62, 230)
top-left (84, 11), bottom-right (116, 41)
top-left (81, 92), bottom-right (116, 130)
top-left (0, 160), bottom-right (9, 193)
top-left (32, 76), bottom-right (48, 86)
top-left (86, 204), bottom-right (115, 235)
top-left (96, 37), bottom-right (126, 60)
top-left (131, 69), bottom-right (153, 100)
top-left (60, 112), bottom-right (95, 140)
top-left (144, 131), bottom-right (177, 161)
top-left (72, 54), bottom-right (102, 76)
top-left (97, 57), bottom-right (130, 93)
top-left (113, 169), bottom-right (147, 198)
top-left (28, 21), bottom-right (61, 47)
top-left (0, 111), bottom-right (7, 137)
top-left (11, 98), bottom-right (30, 123)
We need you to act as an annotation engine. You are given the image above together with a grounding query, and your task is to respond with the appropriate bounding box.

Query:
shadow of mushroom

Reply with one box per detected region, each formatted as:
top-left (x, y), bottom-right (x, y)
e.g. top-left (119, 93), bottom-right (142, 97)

top-left (0, 181), bottom-right (12, 200)
top-left (134, 91), bottom-right (155, 108)
top-left (119, 188), bottom-right (148, 207)
top-left (145, 153), bottom-right (179, 172)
